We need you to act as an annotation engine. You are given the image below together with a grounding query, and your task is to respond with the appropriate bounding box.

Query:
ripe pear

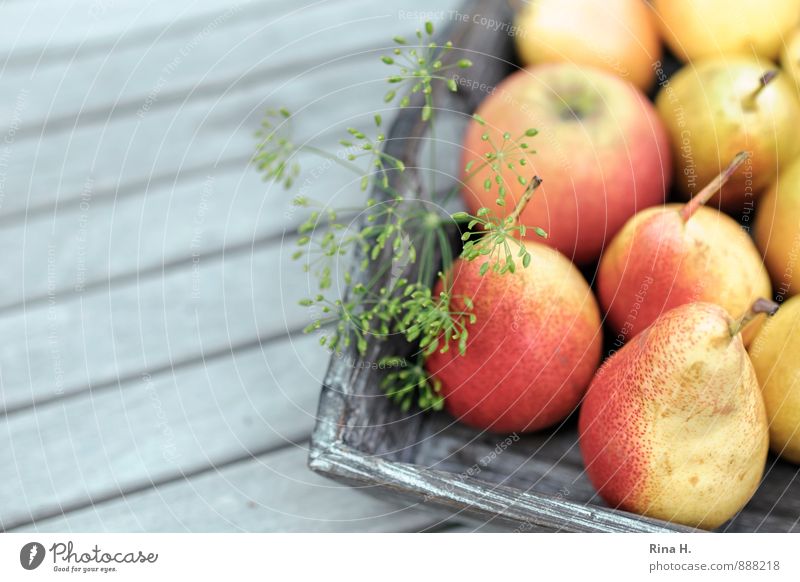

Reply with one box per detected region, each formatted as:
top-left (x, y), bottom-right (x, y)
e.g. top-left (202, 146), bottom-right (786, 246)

top-left (653, 0), bottom-right (800, 63)
top-left (598, 153), bottom-right (772, 347)
top-left (754, 156), bottom-right (800, 298)
top-left (779, 28), bottom-right (800, 91)
top-left (749, 295), bottom-right (800, 463)
top-left (426, 213), bottom-right (602, 433)
top-left (579, 300), bottom-right (774, 529)
top-left (656, 57), bottom-right (800, 213)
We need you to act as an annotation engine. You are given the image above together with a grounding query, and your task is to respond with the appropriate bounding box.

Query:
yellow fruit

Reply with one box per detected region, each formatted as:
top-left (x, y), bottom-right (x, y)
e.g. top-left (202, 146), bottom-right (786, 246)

top-left (750, 295), bottom-right (800, 463)
top-left (779, 28), bottom-right (800, 91)
top-left (654, 0), bottom-right (800, 62)
top-left (514, 0), bottom-right (661, 90)
top-left (755, 157), bottom-right (800, 298)
top-left (655, 57), bottom-right (800, 213)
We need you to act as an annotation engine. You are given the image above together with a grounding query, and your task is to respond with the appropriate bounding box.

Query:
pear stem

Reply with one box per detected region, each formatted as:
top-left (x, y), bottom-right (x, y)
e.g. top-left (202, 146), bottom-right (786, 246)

top-left (508, 175), bottom-right (543, 226)
top-left (679, 152), bottom-right (751, 222)
top-left (743, 70), bottom-right (779, 109)
top-left (729, 298), bottom-right (780, 337)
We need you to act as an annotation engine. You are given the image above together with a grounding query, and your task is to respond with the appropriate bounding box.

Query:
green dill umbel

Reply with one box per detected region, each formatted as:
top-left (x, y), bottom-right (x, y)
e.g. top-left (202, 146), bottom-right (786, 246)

top-left (255, 21), bottom-right (543, 411)
top-left (456, 176), bottom-right (547, 276)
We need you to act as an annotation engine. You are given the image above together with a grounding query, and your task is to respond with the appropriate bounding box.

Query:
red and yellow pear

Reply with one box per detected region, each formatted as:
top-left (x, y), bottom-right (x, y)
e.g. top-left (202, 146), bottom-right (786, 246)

top-left (579, 299), bottom-right (775, 529)
top-left (598, 153), bottom-right (772, 347)
top-left (427, 181), bottom-right (602, 433)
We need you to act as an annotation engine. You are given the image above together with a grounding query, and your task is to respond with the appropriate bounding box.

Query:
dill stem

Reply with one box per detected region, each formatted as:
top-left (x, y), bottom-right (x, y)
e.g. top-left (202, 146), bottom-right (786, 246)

top-left (508, 176), bottom-right (543, 226)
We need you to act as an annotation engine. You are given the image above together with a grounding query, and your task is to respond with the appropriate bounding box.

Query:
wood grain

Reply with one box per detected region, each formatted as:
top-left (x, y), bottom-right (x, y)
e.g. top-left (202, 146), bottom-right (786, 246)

top-left (0, 239), bottom-right (315, 413)
top-left (1, 53), bottom-right (372, 220)
top-left (0, 0), bottom-right (293, 66)
top-left (0, 333), bottom-right (327, 530)
top-left (0, 0), bottom-right (426, 134)
top-left (12, 445), bottom-right (441, 532)
top-left (0, 107), bottom-right (374, 313)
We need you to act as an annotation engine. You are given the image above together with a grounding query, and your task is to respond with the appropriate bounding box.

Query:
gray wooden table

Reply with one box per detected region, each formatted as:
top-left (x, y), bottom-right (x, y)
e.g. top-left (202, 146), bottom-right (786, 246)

top-left (0, 0), bottom-right (471, 532)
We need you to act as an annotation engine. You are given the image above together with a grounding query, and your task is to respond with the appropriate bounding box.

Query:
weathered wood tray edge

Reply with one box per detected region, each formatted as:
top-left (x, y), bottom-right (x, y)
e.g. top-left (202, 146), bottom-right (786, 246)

top-left (310, 376), bottom-right (687, 533)
top-left (308, 0), bottom-right (693, 534)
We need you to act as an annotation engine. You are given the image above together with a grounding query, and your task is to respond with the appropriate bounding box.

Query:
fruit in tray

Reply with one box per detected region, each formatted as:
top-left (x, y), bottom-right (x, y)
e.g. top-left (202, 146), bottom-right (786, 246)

top-left (653, 0), bottom-right (800, 62)
top-left (657, 58), bottom-right (798, 207)
top-left (266, 8), bottom-right (800, 530)
top-left (780, 28), bottom-right (800, 90)
top-left (750, 295), bottom-right (800, 464)
top-left (461, 63), bottom-right (671, 265)
top-left (579, 299), bottom-right (775, 529)
top-left (514, 0), bottom-right (661, 90)
top-left (426, 240), bottom-right (602, 433)
top-left (755, 157), bottom-right (800, 298)
top-left (656, 57), bottom-right (800, 213)
top-left (597, 153), bottom-right (772, 347)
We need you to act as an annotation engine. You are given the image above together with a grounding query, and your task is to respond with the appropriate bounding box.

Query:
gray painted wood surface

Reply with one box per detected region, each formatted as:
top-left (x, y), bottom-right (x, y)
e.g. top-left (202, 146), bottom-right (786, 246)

top-left (2, 0), bottom-right (463, 532)
top-left (19, 445), bottom-right (439, 533)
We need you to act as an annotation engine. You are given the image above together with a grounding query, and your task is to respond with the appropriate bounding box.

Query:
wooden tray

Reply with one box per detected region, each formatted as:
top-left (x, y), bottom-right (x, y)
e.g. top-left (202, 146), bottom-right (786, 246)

top-left (308, 0), bottom-right (800, 532)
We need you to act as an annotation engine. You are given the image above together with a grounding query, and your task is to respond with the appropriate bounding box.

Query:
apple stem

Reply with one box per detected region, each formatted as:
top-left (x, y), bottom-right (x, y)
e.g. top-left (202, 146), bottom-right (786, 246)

top-left (508, 175), bottom-right (543, 226)
top-left (729, 298), bottom-right (780, 337)
top-left (743, 70), bottom-right (779, 109)
top-left (679, 152), bottom-right (751, 222)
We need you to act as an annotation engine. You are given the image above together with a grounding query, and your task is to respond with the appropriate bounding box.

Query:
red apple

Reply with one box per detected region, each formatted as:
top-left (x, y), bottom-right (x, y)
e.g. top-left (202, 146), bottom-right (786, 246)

top-left (461, 64), bottom-right (672, 264)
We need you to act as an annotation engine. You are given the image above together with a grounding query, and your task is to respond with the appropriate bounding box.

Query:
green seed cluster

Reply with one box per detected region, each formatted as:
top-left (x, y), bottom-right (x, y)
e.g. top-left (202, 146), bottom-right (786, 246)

top-left (254, 21), bottom-right (544, 410)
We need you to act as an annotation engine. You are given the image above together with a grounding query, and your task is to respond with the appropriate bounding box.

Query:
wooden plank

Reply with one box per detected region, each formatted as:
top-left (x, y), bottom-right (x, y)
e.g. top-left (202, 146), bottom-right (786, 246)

top-left (424, 522), bottom-right (508, 533)
top-left (0, 0), bottom-right (461, 222)
top-left (0, 3), bottom-right (434, 307)
top-left (11, 445), bottom-right (439, 532)
top-left (0, 0), bottom-right (468, 408)
top-left (0, 333), bottom-right (332, 530)
top-left (0, 0), bottom-right (441, 133)
top-left (0, 0), bottom-right (286, 64)
top-left (0, 130), bottom-right (367, 313)
top-left (0, 238), bottom-right (318, 413)
top-left (0, 52), bottom-right (410, 406)
top-left (0, 49), bottom-right (380, 220)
